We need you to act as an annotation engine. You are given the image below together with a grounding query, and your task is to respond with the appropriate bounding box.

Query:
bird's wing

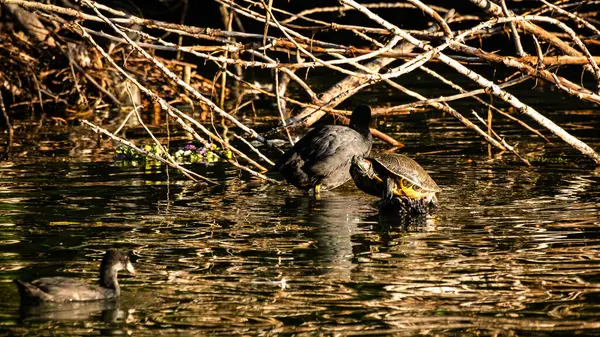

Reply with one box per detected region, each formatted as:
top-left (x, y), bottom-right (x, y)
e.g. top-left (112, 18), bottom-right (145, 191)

top-left (32, 277), bottom-right (109, 301)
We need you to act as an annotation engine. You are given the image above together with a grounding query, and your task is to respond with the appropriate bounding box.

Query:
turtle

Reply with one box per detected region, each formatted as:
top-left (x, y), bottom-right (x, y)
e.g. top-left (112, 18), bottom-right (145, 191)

top-left (350, 153), bottom-right (441, 213)
top-left (275, 105), bottom-right (373, 197)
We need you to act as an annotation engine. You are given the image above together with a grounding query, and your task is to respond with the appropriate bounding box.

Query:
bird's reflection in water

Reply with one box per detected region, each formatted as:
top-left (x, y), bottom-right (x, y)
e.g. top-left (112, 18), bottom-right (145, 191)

top-left (281, 192), bottom-right (372, 280)
top-left (350, 201), bottom-right (437, 259)
top-left (18, 299), bottom-right (132, 325)
top-left (280, 191), bottom-right (435, 278)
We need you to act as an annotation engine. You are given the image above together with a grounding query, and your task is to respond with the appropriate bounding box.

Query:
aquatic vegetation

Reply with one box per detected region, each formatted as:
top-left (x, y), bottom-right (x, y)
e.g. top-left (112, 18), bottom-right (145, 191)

top-left (114, 143), bottom-right (232, 166)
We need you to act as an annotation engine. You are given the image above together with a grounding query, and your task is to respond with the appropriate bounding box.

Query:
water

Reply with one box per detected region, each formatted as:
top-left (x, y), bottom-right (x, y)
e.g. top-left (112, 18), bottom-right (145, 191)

top-left (0, 106), bottom-right (599, 336)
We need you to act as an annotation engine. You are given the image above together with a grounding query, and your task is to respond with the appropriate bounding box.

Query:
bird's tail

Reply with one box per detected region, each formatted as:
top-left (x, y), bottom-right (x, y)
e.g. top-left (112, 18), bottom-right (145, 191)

top-left (13, 280), bottom-right (52, 302)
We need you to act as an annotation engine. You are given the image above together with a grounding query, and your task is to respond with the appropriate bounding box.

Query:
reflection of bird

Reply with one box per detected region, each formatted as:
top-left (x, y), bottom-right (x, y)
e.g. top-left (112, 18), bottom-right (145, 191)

top-left (276, 105), bottom-right (373, 196)
top-left (19, 299), bottom-right (121, 322)
top-left (280, 194), bottom-right (371, 281)
top-left (14, 250), bottom-right (135, 303)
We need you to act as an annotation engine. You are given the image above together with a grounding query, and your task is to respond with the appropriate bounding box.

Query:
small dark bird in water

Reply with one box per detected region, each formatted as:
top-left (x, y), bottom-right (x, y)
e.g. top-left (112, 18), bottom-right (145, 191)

top-left (14, 250), bottom-right (135, 303)
top-left (275, 104), bottom-right (373, 196)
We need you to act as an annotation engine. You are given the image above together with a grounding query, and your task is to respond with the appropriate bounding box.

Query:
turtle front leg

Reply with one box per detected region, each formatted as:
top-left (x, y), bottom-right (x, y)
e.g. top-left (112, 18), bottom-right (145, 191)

top-left (382, 177), bottom-right (395, 202)
top-left (379, 178), bottom-right (403, 212)
top-left (380, 195), bottom-right (410, 215)
top-left (380, 195), bottom-right (429, 215)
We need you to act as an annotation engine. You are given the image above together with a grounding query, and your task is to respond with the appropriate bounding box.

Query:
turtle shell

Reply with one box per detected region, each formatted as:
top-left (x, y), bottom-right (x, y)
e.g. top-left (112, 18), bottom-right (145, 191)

top-left (351, 153), bottom-right (440, 203)
top-left (370, 153), bottom-right (440, 193)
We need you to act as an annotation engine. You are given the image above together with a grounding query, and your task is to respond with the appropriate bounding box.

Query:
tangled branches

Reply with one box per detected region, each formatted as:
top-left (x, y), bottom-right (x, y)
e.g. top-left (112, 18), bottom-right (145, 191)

top-left (1, 0), bottom-right (599, 180)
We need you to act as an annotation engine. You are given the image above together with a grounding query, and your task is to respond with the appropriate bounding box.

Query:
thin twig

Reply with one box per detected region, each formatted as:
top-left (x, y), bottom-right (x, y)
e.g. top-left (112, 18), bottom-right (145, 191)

top-left (0, 91), bottom-right (13, 154)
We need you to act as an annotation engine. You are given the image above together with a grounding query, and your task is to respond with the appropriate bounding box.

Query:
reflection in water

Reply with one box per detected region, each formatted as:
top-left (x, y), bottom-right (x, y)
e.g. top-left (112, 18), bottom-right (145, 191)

top-left (1, 110), bottom-right (600, 335)
top-left (15, 300), bottom-right (134, 337)
top-left (19, 299), bottom-right (122, 322)
top-left (376, 210), bottom-right (428, 231)
top-left (283, 194), bottom-right (368, 281)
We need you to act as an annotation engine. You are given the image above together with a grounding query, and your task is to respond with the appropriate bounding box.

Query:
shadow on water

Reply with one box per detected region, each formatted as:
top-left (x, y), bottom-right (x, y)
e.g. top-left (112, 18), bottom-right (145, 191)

top-left (0, 108), bottom-right (599, 336)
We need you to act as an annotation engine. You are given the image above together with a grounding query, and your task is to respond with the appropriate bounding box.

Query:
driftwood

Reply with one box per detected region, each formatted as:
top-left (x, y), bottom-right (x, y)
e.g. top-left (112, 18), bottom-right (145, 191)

top-left (1, 0), bottom-right (600, 183)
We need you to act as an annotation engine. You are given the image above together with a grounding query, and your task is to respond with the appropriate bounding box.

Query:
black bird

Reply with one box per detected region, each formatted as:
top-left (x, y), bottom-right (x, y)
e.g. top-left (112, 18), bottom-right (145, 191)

top-left (14, 250), bottom-right (135, 303)
top-left (276, 104), bottom-right (373, 196)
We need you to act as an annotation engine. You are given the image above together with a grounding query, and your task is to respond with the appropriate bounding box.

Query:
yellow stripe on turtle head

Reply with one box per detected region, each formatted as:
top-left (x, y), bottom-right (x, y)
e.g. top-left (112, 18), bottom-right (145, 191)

top-left (397, 178), bottom-right (427, 199)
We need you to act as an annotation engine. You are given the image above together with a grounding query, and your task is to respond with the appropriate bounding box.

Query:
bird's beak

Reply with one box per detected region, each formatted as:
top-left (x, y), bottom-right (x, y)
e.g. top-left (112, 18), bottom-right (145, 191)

top-left (126, 261), bottom-right (136, 275)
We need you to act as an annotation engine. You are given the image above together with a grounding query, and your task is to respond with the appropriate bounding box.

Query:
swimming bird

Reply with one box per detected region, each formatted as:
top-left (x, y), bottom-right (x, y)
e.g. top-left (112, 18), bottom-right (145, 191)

top-left (14, 250), bottom-right (135, 303)
top-left (276, 104), bottom-right (373, 196)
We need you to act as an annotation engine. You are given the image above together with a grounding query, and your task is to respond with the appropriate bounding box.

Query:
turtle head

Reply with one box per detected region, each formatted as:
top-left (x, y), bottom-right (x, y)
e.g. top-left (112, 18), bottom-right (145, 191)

top-left (351, 156), bottom-right (374, 178)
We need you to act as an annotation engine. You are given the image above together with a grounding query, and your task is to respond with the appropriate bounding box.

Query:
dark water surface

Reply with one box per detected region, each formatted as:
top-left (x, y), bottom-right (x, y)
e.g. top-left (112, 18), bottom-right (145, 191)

top-left (0, 105), bottom-right (599, 336)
